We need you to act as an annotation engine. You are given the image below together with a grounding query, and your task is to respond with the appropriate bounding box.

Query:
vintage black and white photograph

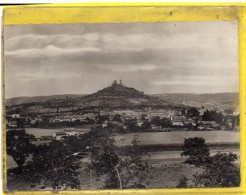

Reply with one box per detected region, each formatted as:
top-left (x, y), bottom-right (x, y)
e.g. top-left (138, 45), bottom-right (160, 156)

top-left (4, 21), bottom-right (240, 190)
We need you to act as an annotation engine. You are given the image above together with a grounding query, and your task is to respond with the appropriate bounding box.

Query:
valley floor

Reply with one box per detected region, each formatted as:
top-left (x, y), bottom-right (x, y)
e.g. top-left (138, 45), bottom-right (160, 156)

top-left (6, 147), bottom-right (240, 191)
top-left (5, 130), bottom-right (240, 191)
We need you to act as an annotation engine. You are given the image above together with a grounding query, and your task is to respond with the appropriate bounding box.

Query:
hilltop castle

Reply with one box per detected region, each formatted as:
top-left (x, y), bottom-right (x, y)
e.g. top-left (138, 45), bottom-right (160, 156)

top-left (112, 80), bottom-right (123, 86)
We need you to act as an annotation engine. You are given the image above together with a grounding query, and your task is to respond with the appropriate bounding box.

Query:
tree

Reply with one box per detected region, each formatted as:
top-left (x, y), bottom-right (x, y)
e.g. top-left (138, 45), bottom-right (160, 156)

top-left (89, 131), bottom-right (149, 189)
top-left (160, 117), bottom-right (171, 128)
top-left (151, 116), bottom-right (161, 127)
top-left (202, 110), bottom-right (224, 124)
top-left (113, 114), bottom-right (123, 123)
top-left (214, 112), bottom-right (224, 124)
top-left (23, 140), bottom-right (81, 190)
top-left (177, 176), bottom-right (188, 188)
top-left (231, 116), bottom-right (236, 129)
top-left (96, 115), bottom-right (109, 124)
top-left (193, 152), bottom-right (240, 187)
top-left (125, 119), bottom-right (139, 132)
top-left (186, 108), bottom-right (200, 118)
top-left (141, 121), bottom-right (151, 130)
top-left (117, 137), bottom-right (149, 189)
top-left (6, 130), bottom-right (35, 173)
top-left (181, 137), bottom-right (210, 167)
top-left (140, 114), bottom-right (147, 120)
top-left (181, 137), bottom-right (240, 187)
top-left (89, 131), bottom-right (120, 188)
top-left (90, 135), bottom-right (119, 176)
top-left (40, 115), bottom-right (51, 128)
top-left (63, 134), bottom-right (93, 152)
top-left (224, 108), bottom-right (233, 114)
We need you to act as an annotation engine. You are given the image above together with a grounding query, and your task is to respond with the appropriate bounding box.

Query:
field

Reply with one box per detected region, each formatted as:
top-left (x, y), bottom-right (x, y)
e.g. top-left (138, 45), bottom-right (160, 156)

top-left (115, 130), bottom-right (240, 146)
top-left (22, 128), bottom-right (89, 138)
top-left (21, 129), bottom-right (240, 145)
top-left (14, 129), bottom-right (240, 150)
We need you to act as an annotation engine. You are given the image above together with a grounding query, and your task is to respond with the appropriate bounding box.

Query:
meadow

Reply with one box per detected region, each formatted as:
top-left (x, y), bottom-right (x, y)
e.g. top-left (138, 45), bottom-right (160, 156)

top-left (115, 130), bottom-right (240, 146)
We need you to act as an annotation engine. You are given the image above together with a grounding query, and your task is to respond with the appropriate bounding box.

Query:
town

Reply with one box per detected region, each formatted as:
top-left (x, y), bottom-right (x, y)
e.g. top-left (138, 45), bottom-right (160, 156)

top-left (6, 104), bottom-right (239, 141)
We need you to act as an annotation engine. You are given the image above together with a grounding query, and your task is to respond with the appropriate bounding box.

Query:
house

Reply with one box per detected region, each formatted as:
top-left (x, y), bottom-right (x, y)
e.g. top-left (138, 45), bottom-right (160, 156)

top-left (233, 107), bottom-right (240, 116)
top-left (60, 116), bottom-right (71, 122)
top-left (11, 114), bottom-right (20, 118)
top-left (7, 155), bottom-right (18, 170)
top-left (108, 121), bottom-right (124, 127)
top-left (137, 121), bottom-right (144, 127)
top-left (185, 118), bottom-right (197, 127)
top-left (64, 129), bottom-right (76, 136)
top-left (7, 120), bottom-right (17, 128)
top-left (200, 121), bottom-right (220, 129)
top-left (148, 109), bottom-right (167, 118)
top-left (82, 113), bottom-right (96, 120)
top-left (52, 118), bottom-right (61, 123)
top-left (71, 117), bottom-right (78, 122)
top-left (199, 109), bottom-right (206, 116)
top-left (150, 124), bottom-right (162, 130)
top-left (171, 115), bottom-right (186, 126)
top-left (40, 135), bottom-right (53, 141)
top-left (81, 125), bottom-right (95, 132)
top-left (53, 132), bottom-right (67, 140)
top-left (30, 119), bottom-right (40, 125)
top-left (74, 129), bottom-right (87, 135)
top-left (102, 120), bottom-right (108, 128)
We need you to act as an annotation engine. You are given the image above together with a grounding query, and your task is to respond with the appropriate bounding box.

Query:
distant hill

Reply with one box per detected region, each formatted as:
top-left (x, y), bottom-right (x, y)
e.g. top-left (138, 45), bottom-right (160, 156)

top-left (152, 93), bottom-right (239, 109)
top-left (5, 94), bottom-right (86, 107)
top-left (5, 82), bottom-right (238, 115)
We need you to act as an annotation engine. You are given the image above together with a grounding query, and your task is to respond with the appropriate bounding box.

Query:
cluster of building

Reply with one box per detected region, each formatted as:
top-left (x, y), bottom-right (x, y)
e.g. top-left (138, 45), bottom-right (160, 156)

top-left (6, 105), bottom-right (239, 132)
top-left (50, 113), bottom-right (96, 123)
top-left (6, 114), bottom-right (42, 128)
top-left (38, 126), bottom-right (93, 141)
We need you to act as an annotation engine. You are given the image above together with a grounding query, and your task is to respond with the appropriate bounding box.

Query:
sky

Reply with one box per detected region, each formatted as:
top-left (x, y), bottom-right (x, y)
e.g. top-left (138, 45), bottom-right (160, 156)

top-left (4, 21), bottom-right (239, 99)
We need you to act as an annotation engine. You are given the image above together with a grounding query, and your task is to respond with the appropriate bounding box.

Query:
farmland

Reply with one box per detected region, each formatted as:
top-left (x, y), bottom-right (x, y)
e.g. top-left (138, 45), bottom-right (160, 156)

top-left (10, 128), bottom-right (240, 154)
top-left (115, 130), bottom-right (239, 146)
top-left (13, 128), bottom-right (240, 148)
top-left (21, 128), bottom-right (89, 138)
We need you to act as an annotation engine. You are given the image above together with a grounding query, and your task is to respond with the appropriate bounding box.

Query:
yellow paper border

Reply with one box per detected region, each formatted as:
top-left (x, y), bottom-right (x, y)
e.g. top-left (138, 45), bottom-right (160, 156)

top-left (2, 6), bottom-right (240, 24)
top-left (2, 3), bottom-right (246, 195)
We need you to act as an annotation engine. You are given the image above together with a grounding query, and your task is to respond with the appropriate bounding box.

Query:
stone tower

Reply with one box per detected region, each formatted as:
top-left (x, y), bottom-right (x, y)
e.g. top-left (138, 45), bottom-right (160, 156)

top-left (112, 80), bottom-right (117, 86)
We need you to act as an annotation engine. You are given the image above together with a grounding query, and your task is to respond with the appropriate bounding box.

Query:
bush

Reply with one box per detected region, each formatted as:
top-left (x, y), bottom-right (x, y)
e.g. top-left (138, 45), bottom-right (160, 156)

top-left (193, 152), bottom-right (240, 187)
top-left (181, 137), bottom-right (210, 167)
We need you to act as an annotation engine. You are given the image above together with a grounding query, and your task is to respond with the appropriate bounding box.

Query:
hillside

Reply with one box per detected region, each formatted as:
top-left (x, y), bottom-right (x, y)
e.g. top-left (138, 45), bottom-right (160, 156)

top-left (5, 94), bottom-right (86, 107)
top-left (6, 82), bottom-right (176, 114)
top-left (73, 82), bottom-right (173, 109)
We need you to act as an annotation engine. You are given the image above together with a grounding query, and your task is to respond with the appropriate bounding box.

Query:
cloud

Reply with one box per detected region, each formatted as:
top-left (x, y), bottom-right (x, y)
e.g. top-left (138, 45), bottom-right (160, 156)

top-left (97, 64), bottom-right (159, 72)
top-left (5, 45), bottom-right (101, 58)
top-left (5, 33), bottom-right (101, 51)
top-left (5, 27), bottom-right (236, 52)
top-left (4, 21), bottom-right (239, 98)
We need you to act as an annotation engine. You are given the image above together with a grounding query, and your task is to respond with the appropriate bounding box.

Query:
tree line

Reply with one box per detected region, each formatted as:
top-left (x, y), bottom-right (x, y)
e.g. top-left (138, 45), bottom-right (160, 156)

top-left (7, 128), bottom-right (150, 190)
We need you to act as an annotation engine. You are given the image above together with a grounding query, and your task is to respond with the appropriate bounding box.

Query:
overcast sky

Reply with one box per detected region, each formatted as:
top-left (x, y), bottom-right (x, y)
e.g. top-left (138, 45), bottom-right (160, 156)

top-left (4, 21), bottom-right (239, 99)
